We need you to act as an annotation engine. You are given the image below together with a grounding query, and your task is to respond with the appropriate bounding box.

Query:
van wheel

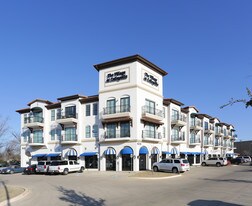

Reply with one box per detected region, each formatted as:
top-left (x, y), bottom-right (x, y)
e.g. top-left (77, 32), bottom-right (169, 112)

top-left (153, 166), bottom-right (158, 172)
top-left (63, 168), bottom-right (69, 175)
top-left (202, 162), bottom-right (207, 166)
top-left (172, 167), bottom-right (178, 174)
top-left (216, 162), bottom-right (221, 167)
top-left (79, 167), bottom-right (84, 173)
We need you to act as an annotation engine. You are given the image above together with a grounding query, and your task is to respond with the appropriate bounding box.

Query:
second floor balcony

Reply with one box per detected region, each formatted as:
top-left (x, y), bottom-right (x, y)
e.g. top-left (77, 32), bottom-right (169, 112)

top-left (56, 112), bottom-right (78, 125)
top-left (203, 138), bottom-right (213, 147)
top-left (102, 105), bottom-right (131, 121)
top-left (142, 130), bottom-right (162, 142)
top-left (190, 120), bottom-right (203, 131)
top-left (61, 134), bottom-right (78, 144)
top-left (171, 134), bottom-right (185, 144)
top-left (100, 129), bottom-right (130, 142)
top-left (189, 135), bottom-right (201, 146)
top-left (214, 140), bottom-right (222, 148)
top-left (28, 137), bottom-right (45, 146)
top-left (141, 106), bottom-right (164, 125)
top-left (204, 124), bottom-right (215, 134)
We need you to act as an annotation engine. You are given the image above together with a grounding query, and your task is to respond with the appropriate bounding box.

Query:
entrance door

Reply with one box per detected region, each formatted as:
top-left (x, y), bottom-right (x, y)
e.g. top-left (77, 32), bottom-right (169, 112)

top-left (106, 155), bottom-right (116, 171)
top-left (139, 154), bottom-right (146, 170)
top-left (151, 154), bottom-right (158, 167)
top-left (122, 154), bottom-right (133, 171)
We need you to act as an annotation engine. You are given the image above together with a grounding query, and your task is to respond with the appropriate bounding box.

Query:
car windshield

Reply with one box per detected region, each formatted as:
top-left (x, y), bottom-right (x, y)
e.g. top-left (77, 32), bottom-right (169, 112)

top-left (38, 162), bottom-right (45, 165)
top-left (51, 161), bottom-right (68, 166)
top-left (182, 160), bottom-right (189, 163)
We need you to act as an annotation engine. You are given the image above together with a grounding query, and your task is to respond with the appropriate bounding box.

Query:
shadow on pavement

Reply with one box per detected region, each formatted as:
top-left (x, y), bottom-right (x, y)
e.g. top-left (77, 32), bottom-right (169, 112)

top-left (188, 199), bottom-right (242, 206)
top-left (57, 186), bottom-right (105, 206)
top-left (203, 178), bottom-right (252, 184)
top-left (0, 181), bottom-right (10, 206)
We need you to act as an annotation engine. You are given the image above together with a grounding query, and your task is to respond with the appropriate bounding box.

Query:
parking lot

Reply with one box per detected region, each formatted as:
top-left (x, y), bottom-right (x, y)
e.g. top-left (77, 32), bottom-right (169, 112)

top-left (1, 164), bottom-right (252, 206)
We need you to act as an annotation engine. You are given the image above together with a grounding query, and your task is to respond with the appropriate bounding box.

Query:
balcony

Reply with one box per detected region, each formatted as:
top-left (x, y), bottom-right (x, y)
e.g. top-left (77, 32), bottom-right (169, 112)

top-left (141, 106), bottom-right (164, 125)
top-left (189, 136), bottom-right (201, 146)
top-left (142, 130), bottom-right (162, 142)
top-left (204, 125), bottom-right (215, 134)
top-left (100, 130), bottom-right (130, 142)
top-left (28, 137), bottom-right (45, 146)
top-left (24, 116), bottom-right (44, 129)
top-left (171, 114), bottom-right (187, 127)
top-left (61, 134), bottom-right (78, 144)
top-left (171, 134), bottom-right (185, 144)
top-left (102, 105), bottom-right (131, 123)
top-left (190, 120), bottom-right (203, 131)
top-left (56, 112), bottom-right (78, 125)
top-left (203, 139), bottom-right (213, 147)
top-left (214, 141), bottom-right (222, 148)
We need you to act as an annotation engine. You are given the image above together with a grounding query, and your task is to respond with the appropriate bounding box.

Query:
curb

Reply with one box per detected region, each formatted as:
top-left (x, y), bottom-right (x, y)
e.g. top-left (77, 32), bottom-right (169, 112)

top-left (134, 174), bottom-right (182, 180)
top-left (0, 187), bottom-right (30, 206)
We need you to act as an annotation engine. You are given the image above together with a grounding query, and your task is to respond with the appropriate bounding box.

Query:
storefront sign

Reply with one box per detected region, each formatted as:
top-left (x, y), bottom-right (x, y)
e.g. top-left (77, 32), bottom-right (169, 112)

top-left (143, 72), bottom-right (158, 87)
top-left (105, 71), bottom-right (128, 83)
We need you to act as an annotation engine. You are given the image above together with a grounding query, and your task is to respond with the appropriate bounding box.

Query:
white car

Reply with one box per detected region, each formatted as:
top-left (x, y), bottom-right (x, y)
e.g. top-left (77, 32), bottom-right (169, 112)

top-left (48, 160), bottom-right (84, 175)
top-left (153, 158), bottom-right (190, 173)
top-left (241, 156), bottom-right (251, 163)
top-left (202, 157), bottom-right (228, 167)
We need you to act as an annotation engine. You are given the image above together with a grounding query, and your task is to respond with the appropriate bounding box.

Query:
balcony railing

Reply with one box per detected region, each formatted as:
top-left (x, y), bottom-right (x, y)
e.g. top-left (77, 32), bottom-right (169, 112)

top-left (171, 114), bottom-right (186, 122)
top-left (29, 137), bottom-right (44, 144)
top-left (24, 116), bottom-right (44, 124)
top-left (214, 141), bottom-right (222, 147)
top-left (190, 136), bottom-right (201, 144)
top-left (103, 105), bottom-right (130, 115)
top-left (57, 112), bottom-right (78, 119)
top-left (142, 106), bottom-right (164, 118)
top-left (204, 139), bottom-right (213, 145)
top-left (204, 124), bottom-right (214, 131)
top-left (142, 130), bottom-right (161, 139)
top-left (61, 134), bottom-right (78, 142)
top-left (171, 134), bottom-right (185, 142)
top-left (104, 130), bottom-right (130, 139)
top-left (191, 120), bottom-right (202, 127)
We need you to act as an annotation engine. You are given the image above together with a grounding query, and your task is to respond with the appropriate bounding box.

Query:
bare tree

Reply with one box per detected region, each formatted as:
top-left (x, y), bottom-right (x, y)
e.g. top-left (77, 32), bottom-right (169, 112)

top-left (0, 117), bottom-right (9, 149)
top-left (4, 131), bottom-right (21, 161)
top-left (220, 87), bottom-right (252, 109)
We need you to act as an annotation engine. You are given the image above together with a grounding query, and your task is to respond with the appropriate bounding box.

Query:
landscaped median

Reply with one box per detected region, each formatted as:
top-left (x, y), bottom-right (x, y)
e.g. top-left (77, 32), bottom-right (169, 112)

top-left (129, 171), bottom-right (181, 179)
top-left (0, 184), bottom-right (26, 206)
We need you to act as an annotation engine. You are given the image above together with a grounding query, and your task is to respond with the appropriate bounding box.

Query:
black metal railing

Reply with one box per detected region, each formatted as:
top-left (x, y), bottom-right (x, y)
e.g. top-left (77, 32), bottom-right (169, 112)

top-left (103, 105), bottom-right (131, 115)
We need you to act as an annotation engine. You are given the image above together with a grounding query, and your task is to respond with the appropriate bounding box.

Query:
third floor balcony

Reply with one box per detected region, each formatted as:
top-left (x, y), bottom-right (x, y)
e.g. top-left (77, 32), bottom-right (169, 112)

top-left (100, 129), bottom-right (131, 142)
top-left (171, 133), bottom-right (185, 144)
top-left (102, 105), bottom-right (131, 121)
top-left (24, 116), bottom-right (44, 129)
top-left (141, 106), bottom-right (164, 125)
top-left (171, 114), bottom-right (187, 127)
top-left (190, 119), bottom-right (203, 131)
top-left (189, 134), bottom-right (201, 146)
top-left (56, 112), bottom-right (78, 125)
top-left (61, 134), bottom-right (78, 144)
top-left (142, 130), bottom-right (162, 142)
top-left (203, 138), bottom-right (213, 147)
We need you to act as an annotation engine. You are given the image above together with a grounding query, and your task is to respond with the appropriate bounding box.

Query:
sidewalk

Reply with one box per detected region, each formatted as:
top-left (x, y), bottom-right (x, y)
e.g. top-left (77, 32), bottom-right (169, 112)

top-left (0, 182), bottom-right (26, 205)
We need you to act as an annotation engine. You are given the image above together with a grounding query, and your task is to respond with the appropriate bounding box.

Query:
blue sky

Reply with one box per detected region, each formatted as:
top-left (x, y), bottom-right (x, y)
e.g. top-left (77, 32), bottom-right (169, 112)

top-left (0, 1), bottom-right (251, 141)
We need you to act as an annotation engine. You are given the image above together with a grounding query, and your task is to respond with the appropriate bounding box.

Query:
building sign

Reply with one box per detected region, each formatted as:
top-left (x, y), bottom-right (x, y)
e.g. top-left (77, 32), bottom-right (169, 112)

top-left (105, 71), bottom-right (128, 83)
top-left (143, 72), bottom-right (158, 87)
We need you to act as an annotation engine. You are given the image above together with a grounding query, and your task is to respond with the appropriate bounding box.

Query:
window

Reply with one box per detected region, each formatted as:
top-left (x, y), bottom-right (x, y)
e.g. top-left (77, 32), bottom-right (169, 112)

top-left (86, 125), bottom-right (91, 138)
top-left (163, 127), bottom-right (166, 139)
top-left (24, 114), bottom-right (28, 124)
top-left (204, 121), bottom-right (208, 130)
top-left (172, 109), bottom-right (179, 121)
top-left (51, 110), bottom-right (55, 121)
top-left (145, 99), bottom-right (155, 114)
top-left (86, 105), bottom-right (91, 116)
top-left (106, 123), bottom-right (116, 138)
top-left (120, 122), bottom-right (130, 137)
top-left (85, 155), bottom-right (98, 169)
top-left (172, 128), bottom-right (179, 140)
top-left (93, 103), bottom-right (98, 115)
top-left (33, 130), bottom-right (43, 143)
top-left (120, 96), bottom-right (130, 112)
top-left (92, 125), bottom-right (98, 138)
top-left (50, 128), bottom-right (61, 141)
top-left (107, 99), bottom-right (116, 114)
top-left (144, 123), bottom-right (155, 138)
top-left (22, 129), bottom-right (30, 143)
top-left (65, 106), bottom-right (76, 118)
top-left (65, 127), bottom-right (76, 141)
top-left (163, 107), bottom-right (165, 118)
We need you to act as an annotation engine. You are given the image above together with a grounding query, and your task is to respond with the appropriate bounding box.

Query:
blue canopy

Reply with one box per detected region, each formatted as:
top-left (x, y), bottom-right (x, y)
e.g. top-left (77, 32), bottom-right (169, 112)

top-left (162, 151), bottom-right (171, 154)
top-left (151, 147), bottom-right (160, 155)
top-left (47, 153), bottom-right (61, 157)
top-left (139, 146), bottom-right (148, 155)
top-left (32, 153), bottom-right (47, 158)
top-left (104, 148), bottom-right (116, 155)
top-left (121, 147), bottom-right (133, 155)
top-left (80, 152), bottom-right (97, 157)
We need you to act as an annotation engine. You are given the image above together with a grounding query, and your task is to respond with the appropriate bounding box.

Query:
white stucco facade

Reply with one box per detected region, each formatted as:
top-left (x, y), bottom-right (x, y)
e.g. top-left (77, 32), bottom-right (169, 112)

top-left (17, 55), bottom-right (237, 171)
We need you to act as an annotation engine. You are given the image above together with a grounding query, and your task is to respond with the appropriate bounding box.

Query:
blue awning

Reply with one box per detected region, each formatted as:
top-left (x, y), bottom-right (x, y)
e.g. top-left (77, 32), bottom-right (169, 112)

top-left (151, 147), bottom-right (160, 155)
top-left (121, 147), bottom-right (133, 155)
top-left (104, 148), bottom-right (116, 155)
top-left (80, 152), bottom-right (97, 157)
top-left (180, 152), bottom-right (191, 155)
top-left (162, 151), bottom-right (171, 154)
top-left (139, 146), bottom-right (148, 155)
top-left (47, 153), bottom-right (61, 157)
top-left (32, 153), bottom-right (47, 158)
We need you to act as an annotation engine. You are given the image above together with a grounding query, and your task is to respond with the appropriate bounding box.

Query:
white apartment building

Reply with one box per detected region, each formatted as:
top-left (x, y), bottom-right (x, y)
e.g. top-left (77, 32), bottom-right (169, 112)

top-left (17, 55), bottom-right (237, 171)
